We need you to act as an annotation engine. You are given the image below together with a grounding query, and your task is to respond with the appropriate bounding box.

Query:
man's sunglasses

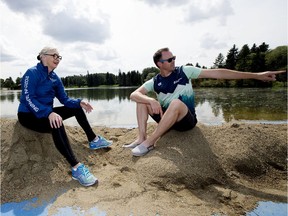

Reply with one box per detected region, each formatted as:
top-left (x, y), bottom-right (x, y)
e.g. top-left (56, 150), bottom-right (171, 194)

top-left (159, 56), bottom-right (176, 63)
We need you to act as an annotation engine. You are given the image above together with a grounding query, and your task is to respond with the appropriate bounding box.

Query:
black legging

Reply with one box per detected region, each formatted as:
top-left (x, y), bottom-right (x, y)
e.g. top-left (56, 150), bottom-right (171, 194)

top-left (18, 107), bottom-right (96, 167)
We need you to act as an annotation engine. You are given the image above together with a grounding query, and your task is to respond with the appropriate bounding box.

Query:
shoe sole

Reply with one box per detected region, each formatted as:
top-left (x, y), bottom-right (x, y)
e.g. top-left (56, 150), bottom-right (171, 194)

top-left (72, 177), bottom-right (98, 187)
top-left (132, 152), bottom-right (148, 157)
top-left (89, 142), bottom-right (113, 150)
top-left (122, 143), bottom-right (140, 149)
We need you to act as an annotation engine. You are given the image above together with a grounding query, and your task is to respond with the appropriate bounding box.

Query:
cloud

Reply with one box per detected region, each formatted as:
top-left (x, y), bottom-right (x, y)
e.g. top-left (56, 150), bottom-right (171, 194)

top-left (0, 52), bottom-right (17, 62)
top-left (200, 34), bottom-right (227, 49)
top-left (43, 11), bottom-right (111, 43)
top-left (0, 41), bottom-right (19, 62)
top-left (139, 0), bottom-right (234, 26)
top-left (185, 0), bottom-right (234, 25)
top-left (53, 43), bottom-right (119, 77)
top-left (139, 0), bottom-right (189, 6)
top-left (2, 0), bottom-right (111, 44)
top-left (1, 0), bottom-right (53, 15)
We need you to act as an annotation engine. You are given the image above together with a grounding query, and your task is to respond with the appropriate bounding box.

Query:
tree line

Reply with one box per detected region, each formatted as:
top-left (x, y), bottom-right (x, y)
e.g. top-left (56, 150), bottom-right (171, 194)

top-left (199, 43), bottom-right (287, 88)
top-left (1, 43), bottom-right (287, 89)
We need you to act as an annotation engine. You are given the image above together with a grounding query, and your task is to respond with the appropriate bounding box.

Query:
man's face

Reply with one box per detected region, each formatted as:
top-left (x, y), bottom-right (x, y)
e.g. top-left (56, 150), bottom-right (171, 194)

top-left (159, 51), bottom-right (176, 71)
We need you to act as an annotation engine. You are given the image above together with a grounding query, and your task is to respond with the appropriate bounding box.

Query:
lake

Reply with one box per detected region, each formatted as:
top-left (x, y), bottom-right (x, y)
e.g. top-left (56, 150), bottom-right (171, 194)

top-left (0, 87), bottom-right (287, 128)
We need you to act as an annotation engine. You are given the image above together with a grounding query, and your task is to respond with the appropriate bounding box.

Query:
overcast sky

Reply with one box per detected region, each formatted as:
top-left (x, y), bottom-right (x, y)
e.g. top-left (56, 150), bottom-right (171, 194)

top-left (1, 0), bottom-right (287, 81)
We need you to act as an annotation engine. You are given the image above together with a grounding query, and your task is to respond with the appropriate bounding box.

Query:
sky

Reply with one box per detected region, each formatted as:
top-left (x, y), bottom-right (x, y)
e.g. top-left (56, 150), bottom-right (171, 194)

top-left (0, 0), bottom-right (287, 81)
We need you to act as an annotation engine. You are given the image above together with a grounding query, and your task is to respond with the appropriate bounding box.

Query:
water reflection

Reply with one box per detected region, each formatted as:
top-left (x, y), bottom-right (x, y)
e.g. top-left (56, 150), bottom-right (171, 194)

top-left (0, 90), bottom-right (20, 103)
top-left (0, 87), bottom-right (287, 127)
top-left (66, 87), bottom-right (134, 102)
top-left (195, 88), bottom-right (287, 123)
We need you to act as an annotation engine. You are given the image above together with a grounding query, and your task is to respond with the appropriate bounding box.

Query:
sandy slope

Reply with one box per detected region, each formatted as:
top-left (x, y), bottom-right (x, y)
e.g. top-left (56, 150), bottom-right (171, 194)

top-left (1, 118), bottom-right (287, 215)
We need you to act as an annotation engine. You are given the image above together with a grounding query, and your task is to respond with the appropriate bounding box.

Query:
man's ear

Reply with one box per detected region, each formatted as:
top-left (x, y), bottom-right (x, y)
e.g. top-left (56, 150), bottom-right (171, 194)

top-left (156, 62), bottom-right (161, 68)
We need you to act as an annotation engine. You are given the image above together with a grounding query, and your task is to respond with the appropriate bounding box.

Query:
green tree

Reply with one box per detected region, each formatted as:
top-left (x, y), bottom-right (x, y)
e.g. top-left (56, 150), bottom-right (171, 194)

top-left (265, 46), bottom-right (287, 70)
top-left (185, 63), bottom-right (194, 66)
top-left (236, 44), bottom-right (250, 71)
top-left (122, 73), bottom-right (127, 86)
top-left (130, 70), bottom-right (141, 86)
top-left (250, 43), bottom-right (258, 53)
top-left (0, 78), bottom-right (4, 87)
top-left (126, 72), bottom-right (132, 86)
top-left (259, 42), bottom-right (269, 52)
top-left (213, 53), bottom-right (225, 68)
top-left (225, 44), bottom-right (238, 70)
top-left (3, 77), bottom-right (15, 89)
top-left (142, 67), bottom-right (159, 82)
top-left (76, 75), bottom-right (86, 87)
top-left (265, 45), bottom-right (287, 83)
top-left (118, 72), bottom-right (124, 86)
top-left (86, 73), bottom-right (92, 87)
top-left (15, 77), bottom-right (21, 89)
top-left (105, 72), bottom-right (116, 85)
top-left (248, 52), bottom-right (266, 72)
top-left (145, 72), bottom-right (156, 81)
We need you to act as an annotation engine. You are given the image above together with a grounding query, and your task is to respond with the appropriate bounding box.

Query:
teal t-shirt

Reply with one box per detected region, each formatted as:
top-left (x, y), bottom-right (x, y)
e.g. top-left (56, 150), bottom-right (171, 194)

top-left (143, 65), bottom-right (201, 114)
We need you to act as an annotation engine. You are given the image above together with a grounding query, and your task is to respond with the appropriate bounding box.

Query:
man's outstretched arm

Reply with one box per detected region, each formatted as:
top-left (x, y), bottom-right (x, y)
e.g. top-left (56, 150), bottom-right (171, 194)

top-left (199, 69), bottom-right (286, 82)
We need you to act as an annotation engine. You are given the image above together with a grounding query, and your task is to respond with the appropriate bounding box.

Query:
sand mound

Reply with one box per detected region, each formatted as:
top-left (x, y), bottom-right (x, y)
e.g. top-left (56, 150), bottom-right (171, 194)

top-left (1, 118), bottom-right (287, 215)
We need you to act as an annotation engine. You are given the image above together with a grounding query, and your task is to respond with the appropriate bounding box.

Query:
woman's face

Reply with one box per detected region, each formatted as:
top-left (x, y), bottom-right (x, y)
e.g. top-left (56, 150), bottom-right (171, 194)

top-left (41, 50), bottom-right (62, 72)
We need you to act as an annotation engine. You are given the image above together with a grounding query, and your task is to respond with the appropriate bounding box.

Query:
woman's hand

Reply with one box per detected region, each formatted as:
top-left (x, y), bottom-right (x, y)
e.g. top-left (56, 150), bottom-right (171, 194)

top-left (80, 100), bottom-right (93, 113)
top-left (48, 112), bottom-right (63, 128)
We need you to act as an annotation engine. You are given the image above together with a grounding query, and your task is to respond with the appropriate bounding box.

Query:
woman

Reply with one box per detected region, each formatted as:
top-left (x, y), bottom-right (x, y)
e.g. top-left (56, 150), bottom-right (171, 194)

top-left (18, 46), bottom-right (112, 187)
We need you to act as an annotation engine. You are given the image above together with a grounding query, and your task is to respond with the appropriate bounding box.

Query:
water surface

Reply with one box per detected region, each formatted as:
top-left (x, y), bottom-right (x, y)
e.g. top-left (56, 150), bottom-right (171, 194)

top-left (1, 87), bottom-right (286, 127)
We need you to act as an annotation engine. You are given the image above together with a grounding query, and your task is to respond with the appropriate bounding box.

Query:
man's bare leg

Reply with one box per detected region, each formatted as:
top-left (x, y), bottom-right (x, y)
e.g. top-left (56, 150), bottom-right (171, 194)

top-left (126, 103), bottom-right (152, 146)
top-left (140, 99), bottom-right (188, 147)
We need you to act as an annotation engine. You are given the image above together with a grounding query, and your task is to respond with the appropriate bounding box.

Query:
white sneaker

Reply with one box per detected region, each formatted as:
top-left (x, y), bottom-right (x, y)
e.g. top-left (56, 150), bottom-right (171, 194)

top-left (131, 144), bottom-right (154, 157)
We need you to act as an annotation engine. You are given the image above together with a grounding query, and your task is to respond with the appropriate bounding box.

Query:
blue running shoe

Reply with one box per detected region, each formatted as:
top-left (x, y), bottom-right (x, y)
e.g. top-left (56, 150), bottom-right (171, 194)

top-left (89, 135), bottom-right (113, 150)
top-left (72, 164), bottom-right (98, 186)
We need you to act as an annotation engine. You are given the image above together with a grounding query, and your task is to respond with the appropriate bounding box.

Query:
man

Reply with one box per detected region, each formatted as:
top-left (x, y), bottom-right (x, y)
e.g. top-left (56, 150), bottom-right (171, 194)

top-left (124, 47), bottom-right (285, 156)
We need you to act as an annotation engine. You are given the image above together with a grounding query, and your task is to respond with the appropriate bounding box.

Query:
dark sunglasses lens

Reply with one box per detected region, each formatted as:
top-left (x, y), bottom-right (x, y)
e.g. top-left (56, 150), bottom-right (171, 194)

top-left (168, 56), bottom-right (175, 63)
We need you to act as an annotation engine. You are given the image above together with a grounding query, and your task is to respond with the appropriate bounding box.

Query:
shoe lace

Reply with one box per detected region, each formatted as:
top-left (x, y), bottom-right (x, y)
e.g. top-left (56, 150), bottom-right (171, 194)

top-left (91, 136), bottom-right (101, 145)
top-left (79, 165), bottom-right (91, 178)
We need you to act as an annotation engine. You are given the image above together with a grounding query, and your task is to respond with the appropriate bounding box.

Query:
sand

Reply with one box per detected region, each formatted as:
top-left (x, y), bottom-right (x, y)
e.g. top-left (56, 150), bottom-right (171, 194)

top-left (0, 118), bottom-right (287, 215)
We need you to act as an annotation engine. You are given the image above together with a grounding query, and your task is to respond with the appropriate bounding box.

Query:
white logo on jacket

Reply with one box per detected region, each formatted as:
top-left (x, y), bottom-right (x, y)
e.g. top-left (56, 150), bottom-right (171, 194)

top-left (173, 78), bottom-right (182, 84)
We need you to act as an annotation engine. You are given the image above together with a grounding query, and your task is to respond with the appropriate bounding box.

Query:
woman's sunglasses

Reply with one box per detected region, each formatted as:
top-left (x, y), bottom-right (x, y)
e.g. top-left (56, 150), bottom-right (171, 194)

top-left (44, 53), bottom-right (63, 60)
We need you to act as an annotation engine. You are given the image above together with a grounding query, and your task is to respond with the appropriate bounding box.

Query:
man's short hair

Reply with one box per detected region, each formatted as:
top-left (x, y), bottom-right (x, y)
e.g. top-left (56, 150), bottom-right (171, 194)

top-left (153, 47), bottom-right (169, 68)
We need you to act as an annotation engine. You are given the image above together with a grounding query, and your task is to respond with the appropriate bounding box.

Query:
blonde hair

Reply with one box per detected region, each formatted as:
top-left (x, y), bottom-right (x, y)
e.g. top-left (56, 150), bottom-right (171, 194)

top-left (37, 47), bottom-right (58, 60)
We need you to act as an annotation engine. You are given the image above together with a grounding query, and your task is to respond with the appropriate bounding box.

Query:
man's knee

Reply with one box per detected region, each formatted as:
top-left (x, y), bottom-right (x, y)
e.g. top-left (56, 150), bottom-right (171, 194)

top-left (168, 99), bottom-right (186, 110)
top-left (137, 102), bottom-right (152, 114)
top-left (166, 99), bottom-right (188, 120)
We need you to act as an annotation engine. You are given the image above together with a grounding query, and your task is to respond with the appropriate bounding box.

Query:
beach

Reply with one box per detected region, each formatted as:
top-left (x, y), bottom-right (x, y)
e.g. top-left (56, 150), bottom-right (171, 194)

top-left (1, 118), bottom-right (287, 215)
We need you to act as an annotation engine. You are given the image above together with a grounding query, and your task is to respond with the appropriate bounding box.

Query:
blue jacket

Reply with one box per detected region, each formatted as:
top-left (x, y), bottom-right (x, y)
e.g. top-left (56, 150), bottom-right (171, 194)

top-left (18, 63), bottom-right (81, 118)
